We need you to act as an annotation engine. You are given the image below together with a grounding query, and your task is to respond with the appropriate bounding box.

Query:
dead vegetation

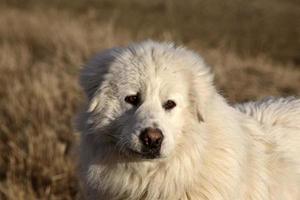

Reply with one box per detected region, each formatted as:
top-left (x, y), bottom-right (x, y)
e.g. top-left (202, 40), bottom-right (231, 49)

top-left (0, 1), bottom-right (299, 199)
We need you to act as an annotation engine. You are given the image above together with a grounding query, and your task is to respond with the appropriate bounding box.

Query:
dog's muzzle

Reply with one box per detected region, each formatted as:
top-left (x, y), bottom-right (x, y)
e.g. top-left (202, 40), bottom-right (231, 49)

top-left (139, 127), bottom-right (163, 158)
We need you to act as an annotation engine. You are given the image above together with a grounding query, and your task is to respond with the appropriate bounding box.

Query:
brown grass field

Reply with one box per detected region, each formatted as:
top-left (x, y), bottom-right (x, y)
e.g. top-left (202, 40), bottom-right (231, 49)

top-left (0, 1), bottom-right (299, 199)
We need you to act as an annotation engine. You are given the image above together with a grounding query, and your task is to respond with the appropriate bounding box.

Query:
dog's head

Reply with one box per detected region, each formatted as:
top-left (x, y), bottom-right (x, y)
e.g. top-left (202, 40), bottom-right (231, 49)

top-left (79, 41), bottom-right (214, 160)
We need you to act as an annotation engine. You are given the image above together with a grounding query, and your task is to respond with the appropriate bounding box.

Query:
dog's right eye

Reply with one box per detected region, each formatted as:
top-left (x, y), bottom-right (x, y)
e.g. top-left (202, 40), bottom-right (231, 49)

top-left (125, 94), bottom-right (140, 106)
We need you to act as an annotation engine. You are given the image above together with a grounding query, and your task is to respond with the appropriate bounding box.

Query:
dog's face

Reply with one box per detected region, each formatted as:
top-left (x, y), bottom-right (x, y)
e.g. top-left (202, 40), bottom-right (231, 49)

top-left (80, 41), bottom-right (212, 160)
top-left (111, 60), bottom-right (191, 159)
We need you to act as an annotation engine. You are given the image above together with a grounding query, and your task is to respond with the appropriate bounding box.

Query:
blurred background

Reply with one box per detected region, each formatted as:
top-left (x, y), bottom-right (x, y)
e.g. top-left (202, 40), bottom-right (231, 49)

top-left (0, 0), bottom-right (299, 199)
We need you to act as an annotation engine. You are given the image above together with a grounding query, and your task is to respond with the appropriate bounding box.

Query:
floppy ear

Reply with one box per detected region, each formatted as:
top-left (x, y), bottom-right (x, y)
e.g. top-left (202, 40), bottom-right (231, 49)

top-left (78, 48), bottom-right (123, 135)
top-left (80, 48), bottom-right (123, 111)
top-left (80, 48), bottom-right (119, 100)
top-left (190, 60), bottom-right (216, 123)
top-left (190, 87), bottom-right (205, 123)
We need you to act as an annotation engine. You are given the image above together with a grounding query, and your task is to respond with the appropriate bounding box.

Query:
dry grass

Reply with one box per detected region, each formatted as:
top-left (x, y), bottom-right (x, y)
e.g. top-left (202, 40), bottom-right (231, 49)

top-left (0, 1), bottom-right (299, 199)
top-left (3, 0), bottom-right (300, 64)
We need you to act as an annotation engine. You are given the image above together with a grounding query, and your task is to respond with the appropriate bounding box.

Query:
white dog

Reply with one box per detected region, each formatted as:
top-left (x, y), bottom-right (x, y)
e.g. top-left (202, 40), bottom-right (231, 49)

top-left (77, 41), bottom-right (300, 200)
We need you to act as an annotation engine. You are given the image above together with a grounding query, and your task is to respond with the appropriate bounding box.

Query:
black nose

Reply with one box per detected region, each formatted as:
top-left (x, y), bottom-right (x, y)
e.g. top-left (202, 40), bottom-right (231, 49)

top-left (139, 127), bottom-right (163, 152)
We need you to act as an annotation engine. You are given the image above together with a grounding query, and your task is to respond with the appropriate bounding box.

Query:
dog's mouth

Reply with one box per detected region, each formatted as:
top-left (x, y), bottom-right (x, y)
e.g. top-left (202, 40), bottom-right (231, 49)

top-left (127, 148), bottom-right (161, 159)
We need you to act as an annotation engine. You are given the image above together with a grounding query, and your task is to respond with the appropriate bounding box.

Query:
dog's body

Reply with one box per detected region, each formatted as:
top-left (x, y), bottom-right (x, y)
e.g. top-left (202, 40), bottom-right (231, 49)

top-left (77, 41), bottom-right (300, 200)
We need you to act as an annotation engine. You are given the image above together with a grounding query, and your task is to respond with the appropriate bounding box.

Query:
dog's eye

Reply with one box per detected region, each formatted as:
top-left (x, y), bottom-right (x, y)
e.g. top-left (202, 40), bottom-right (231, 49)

top-left (125, 94), bottom-right (140, 106)
top-left (163, 100), bottom-right (176, 110)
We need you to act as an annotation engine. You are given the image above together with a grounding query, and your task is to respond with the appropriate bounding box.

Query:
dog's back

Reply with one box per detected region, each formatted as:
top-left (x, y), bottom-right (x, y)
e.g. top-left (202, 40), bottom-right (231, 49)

top-left (236, 97), bottom-right (300, 198)
top-left (235, 97), bottom-right (300, 128)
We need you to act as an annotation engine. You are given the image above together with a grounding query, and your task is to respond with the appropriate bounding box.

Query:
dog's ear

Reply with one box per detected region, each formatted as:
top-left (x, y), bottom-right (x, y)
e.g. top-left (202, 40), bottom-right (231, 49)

top-left (191, 61), bottom-right (215, 123)
top-left (196, 108), bottom-right (204, 122)
top-left (80, 48), bottom-right (125, 113)
top-left (190, 91), bottom-right (205, 123)
top-left (80, 48), bottom-right (121, 100)
top-left (78, 48), bottom-right (123, 134)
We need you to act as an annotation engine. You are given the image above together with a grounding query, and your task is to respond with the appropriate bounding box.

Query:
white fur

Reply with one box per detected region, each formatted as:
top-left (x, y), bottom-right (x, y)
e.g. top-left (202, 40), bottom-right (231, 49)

top-left (77, 41), bottom-right (300, 200)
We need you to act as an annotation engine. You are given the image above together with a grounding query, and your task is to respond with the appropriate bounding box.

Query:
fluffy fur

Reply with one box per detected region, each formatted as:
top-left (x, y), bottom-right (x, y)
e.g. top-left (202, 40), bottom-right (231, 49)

top-left (77, 41), bottom-right (300, 200)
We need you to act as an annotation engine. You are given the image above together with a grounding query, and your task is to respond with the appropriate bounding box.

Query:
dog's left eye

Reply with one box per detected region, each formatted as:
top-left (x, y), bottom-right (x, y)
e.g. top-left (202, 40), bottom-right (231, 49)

top-left (163, 100), bottom-right (176, 110)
